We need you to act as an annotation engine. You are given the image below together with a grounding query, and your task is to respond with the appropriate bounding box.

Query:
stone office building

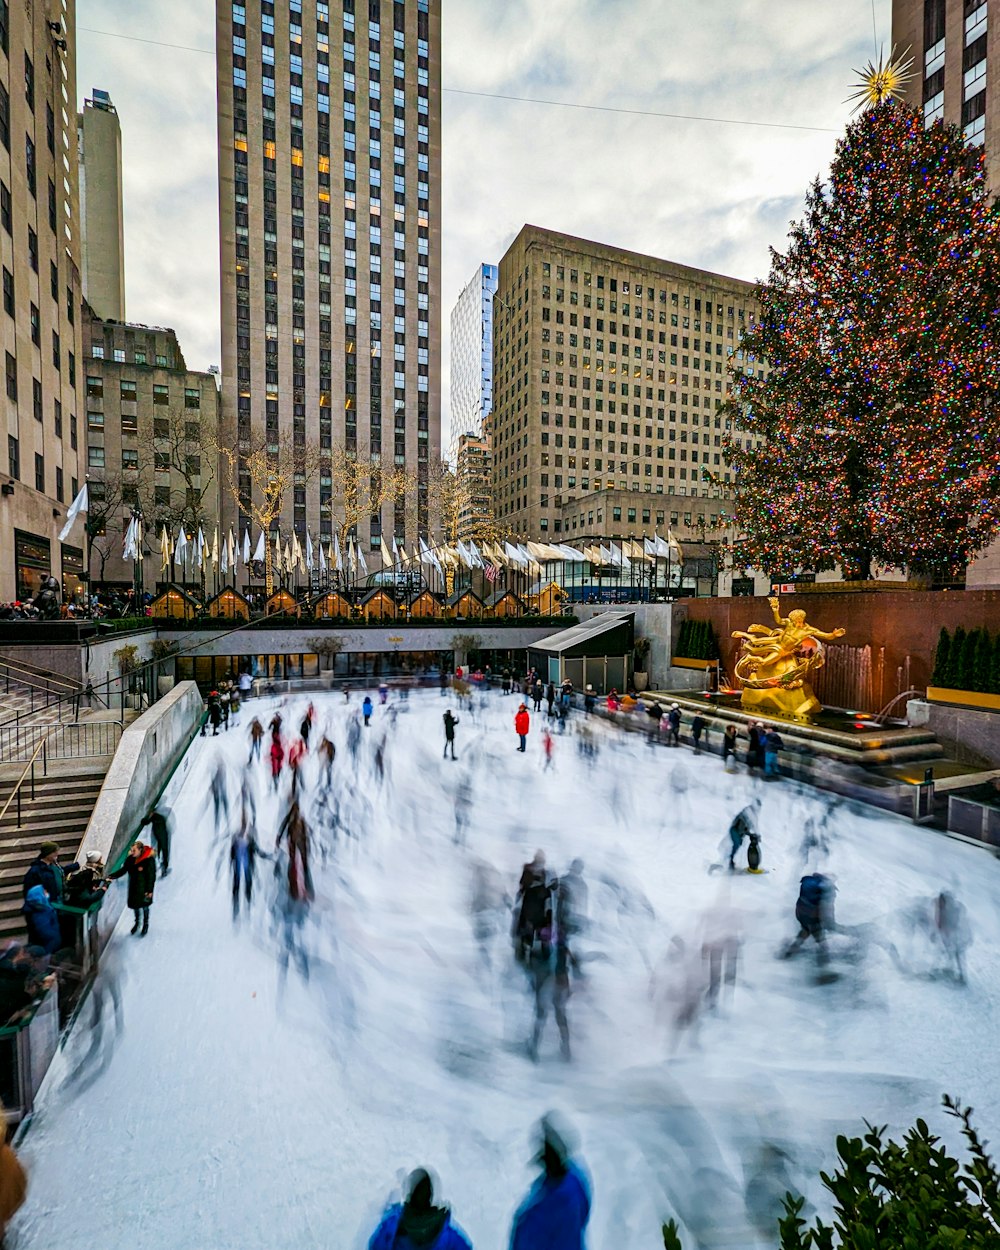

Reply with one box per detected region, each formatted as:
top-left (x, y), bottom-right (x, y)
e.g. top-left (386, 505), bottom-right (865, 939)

top-left (83, 311), bottom-right (221, 588)
top-left (490, 225), bottom-right (761, 544)
top-left (0, 2), bottom-right (86, 603)
top-left (215, 0), bottom-right (442, 554)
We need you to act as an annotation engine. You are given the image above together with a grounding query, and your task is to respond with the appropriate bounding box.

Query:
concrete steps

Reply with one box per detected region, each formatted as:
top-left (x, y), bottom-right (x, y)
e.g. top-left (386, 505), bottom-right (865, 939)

top-left (0, 772), bottom-right (105, 944)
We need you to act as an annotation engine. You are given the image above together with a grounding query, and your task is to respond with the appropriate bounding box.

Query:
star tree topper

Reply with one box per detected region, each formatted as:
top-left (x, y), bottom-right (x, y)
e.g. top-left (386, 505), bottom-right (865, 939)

top-left (847, 46), bottom-right (915, 112)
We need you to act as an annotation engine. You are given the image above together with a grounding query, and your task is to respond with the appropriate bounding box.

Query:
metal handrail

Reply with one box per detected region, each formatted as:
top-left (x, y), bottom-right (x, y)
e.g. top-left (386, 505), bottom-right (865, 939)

top-left (0, 732), bottom-right (49, 830)
top-left (0, 655), bottom-right (81, 691)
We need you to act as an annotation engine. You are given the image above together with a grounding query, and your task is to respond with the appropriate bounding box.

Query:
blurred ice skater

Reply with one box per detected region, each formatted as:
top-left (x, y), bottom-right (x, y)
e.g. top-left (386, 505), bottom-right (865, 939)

top-left (368, 1167), bottom-right (471, 1250)
top-left (509, 1115), bottom-right (590, 1250)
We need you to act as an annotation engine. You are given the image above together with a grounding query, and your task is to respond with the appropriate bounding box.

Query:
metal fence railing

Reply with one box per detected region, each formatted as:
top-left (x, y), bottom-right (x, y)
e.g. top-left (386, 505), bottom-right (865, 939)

top-left (0, 720), bottom-right (122, 768)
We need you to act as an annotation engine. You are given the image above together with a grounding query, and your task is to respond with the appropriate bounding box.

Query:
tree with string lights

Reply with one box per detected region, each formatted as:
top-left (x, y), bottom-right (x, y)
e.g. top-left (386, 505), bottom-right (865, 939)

top-left (723, 54), bottom-right (1000, 582)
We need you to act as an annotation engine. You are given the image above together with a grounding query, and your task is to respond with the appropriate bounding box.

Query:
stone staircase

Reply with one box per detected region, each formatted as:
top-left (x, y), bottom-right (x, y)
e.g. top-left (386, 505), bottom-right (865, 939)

top-left (0, 767), bottom-right (106, 942)
top-left (0, 659), bottom-right (81, 730)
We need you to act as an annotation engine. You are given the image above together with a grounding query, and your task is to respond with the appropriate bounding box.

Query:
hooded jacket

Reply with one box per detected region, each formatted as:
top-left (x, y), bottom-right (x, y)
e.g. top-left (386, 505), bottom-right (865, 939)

top-left (22, 856), bottom-right (65, 901)
top-left (109, 845), bottom-right (157, 909)
top-left (515, 707), bottom-right (530, 737)
top-left (509, 1161), bottom-right (591, 1250)
top-left (22, 885), bottom-right (61, 953)
top-left (368, 1202), bottom-right (472, 1250)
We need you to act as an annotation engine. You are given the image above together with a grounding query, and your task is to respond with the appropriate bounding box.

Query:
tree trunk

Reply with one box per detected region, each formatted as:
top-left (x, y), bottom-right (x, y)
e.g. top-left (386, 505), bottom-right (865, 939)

top-left (264, 542), bottom-right (274, 597)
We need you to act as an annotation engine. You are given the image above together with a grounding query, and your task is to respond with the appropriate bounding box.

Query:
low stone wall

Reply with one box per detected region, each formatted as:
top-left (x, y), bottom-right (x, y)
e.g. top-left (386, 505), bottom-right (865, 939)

top-left (908, 698), bottom-right (1000, 769)
top-left (79, 680), bottom-right (203, 870)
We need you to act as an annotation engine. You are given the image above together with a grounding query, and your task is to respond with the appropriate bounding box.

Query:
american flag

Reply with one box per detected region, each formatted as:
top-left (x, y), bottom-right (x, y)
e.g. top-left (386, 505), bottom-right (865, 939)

top-left (484, 562), bottom-right (499, 584)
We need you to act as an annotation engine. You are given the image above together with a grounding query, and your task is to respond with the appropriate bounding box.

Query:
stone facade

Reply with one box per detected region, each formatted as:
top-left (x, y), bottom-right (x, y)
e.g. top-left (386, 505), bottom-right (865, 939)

top-left (77, 90), bottom-right (125, 321)
top-left (216, 0), bottom-right (441, 553)
top-left (0, 1), bottom-right (86, 602)
top-left (82, 311), bottom-right (221, 588)
top-left (491, 225), bottom-right (760, 543)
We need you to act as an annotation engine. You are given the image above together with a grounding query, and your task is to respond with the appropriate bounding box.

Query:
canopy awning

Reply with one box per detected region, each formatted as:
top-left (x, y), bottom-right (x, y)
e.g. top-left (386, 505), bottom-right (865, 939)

top-left (530, 611), bottom-right (634, 656)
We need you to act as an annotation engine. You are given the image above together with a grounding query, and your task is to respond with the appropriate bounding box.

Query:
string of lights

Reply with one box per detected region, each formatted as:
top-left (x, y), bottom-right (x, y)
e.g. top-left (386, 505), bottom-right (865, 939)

top-left (721, 99), bottom-right (1000, 581)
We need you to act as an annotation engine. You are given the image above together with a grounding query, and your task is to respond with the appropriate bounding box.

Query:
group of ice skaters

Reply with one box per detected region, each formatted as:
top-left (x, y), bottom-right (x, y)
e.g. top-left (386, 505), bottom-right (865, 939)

top-left (201, 683), bottom-right (975, 1068)
top-left (648, 788), bottom-right (976, 1053)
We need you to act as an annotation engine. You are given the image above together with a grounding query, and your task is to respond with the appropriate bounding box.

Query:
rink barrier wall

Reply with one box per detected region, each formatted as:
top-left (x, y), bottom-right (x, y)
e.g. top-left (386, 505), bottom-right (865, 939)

top-left (78, 680), bottom-right (204, 875)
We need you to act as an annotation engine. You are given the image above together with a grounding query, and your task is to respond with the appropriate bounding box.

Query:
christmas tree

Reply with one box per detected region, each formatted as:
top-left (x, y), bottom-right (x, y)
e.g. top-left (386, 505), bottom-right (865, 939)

top-left (724, 58), bottom-right (1000, 580)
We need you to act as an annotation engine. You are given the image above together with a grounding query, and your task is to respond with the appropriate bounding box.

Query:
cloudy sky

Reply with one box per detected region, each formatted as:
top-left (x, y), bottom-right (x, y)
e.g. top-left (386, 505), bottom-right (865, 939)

top-left (76, 0), bottom-right (892, 415)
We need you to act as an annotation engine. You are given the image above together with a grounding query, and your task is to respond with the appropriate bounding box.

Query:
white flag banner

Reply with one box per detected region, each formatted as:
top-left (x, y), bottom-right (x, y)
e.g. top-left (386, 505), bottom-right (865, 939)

top-left (220, 536), bottom-right (229, 576)
top-left (347, 536), bottom-right (356, 575)
top-left (58, 484), bottom-right (88, 542)
top-left (319, 541), bottom-right (327, 573)
top-left (305, 531), bottom-right (314, 571)
top-left (357, 543), bottom-right (368, 576)
top-left (174, 527), bottom-right (188, 567)
top-left (243, 528), bottom-right (251, 565)
top-left (123, 516), bottom-right (140, 561)
top-left (252, 531), bottom-right (265, 562)
top-left (333, 533), bottom-right (343, 572)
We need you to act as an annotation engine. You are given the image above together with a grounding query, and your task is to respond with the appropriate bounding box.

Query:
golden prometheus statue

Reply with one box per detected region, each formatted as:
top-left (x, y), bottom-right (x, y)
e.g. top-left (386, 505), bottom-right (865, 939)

top-left (731, 597), bottom-right (846, 720)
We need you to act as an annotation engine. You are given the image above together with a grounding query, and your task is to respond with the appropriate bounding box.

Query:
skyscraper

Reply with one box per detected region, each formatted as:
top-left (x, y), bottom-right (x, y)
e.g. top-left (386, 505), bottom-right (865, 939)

top-left (0, 2), bottom-right (86, 603)
top-left (215, 0), bottom-right (441, 562)
top-left (892, 0), bottom-right (996, 185)
top-left (78, 88), bottom-right (125, 322)
top-left (491, 225), bottom-right (759, 542)
top-left (447, 260), bottom-right (496, 463)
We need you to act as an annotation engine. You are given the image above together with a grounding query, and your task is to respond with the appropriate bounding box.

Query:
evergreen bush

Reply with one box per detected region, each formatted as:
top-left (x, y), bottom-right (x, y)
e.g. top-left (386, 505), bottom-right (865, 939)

top-left (662, 1097), bottom-right (1000, 1248)
top-left (959, 628), bottom-right (980, 692)
top-left (946, 625), bottom-right (966, 688)
top-left (930, 628), bottom-right (950, 686)
top-left (974, 629), bottom-right (992, 695)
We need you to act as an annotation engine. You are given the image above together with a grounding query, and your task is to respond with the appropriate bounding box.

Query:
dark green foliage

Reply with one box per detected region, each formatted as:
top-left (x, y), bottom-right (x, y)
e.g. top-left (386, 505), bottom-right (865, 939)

top-left (675, 619), bottom-right (719, 661)
top-left (974, 629), bottom-right (992, 696)
top-left (945, 626), bottom-right (966, 688)
top-left (778, 1097), bottom-right (1000, 1249)
top-left (663, 1098), bottom-right (1000, 1248)
top-left (959, 628), bottom-right (980, 693)
top-left (931, 628), bottom-right (950, 687)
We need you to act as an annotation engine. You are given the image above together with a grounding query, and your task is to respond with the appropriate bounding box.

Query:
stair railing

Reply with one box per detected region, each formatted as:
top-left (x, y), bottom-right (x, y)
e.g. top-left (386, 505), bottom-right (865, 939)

top-left (0, 733), bottom-right (49, 831)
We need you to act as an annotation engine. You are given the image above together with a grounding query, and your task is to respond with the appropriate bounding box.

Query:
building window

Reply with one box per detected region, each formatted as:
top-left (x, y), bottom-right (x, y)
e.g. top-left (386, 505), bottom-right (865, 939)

top-left (0, 182), bottom-right (9, 234)
top-left (27, 227), bottom-right (37, 272)
top-left (1, 267), bottom-right (11, 316)
top-left (4, 351), bottom-right (15, 401)
top-left (120, 380), bottom-right (137, 401)
top-left (25, 135), bottom-right (35, 196)
top-left (7, 434), bottom-right (18, 479)
top-left (184, 387), bottom-right (200, 409)
top-left (153, 386), bottom-right (170, 406)
top-left (122, 449), bottom-right (139, 469)
top-left (86, 375), bottom-right (103, 398)
top-left (88, 446), bottom-right (105, 468)
top-left (55, 466), bottom-right (63, 502)
top-left (32, 376), bottom-right (41, 422)
top-left (33, 452), bottom-right (43, 492)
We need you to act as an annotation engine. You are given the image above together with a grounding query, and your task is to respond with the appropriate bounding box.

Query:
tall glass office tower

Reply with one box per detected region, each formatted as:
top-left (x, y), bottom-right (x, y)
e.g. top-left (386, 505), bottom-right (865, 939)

top-left (448, 261), bottom-right (496, 464)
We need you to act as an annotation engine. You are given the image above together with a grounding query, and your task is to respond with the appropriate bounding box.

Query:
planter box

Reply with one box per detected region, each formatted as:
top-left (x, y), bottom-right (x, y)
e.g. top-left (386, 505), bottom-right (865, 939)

top-left (671, 656), bottom-right (716, 670)
top-left (927, 686), bottom-right (1000, 712)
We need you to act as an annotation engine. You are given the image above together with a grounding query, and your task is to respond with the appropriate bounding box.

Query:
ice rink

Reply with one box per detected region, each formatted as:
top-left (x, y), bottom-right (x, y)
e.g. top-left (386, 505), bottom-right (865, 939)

top-left (11, 686), bottom-right (1000, 1249)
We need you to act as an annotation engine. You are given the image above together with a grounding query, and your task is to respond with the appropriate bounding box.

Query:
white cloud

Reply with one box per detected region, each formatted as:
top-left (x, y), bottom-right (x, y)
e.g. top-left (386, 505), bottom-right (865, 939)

top-left (75, 0), bottom-right (893, 425)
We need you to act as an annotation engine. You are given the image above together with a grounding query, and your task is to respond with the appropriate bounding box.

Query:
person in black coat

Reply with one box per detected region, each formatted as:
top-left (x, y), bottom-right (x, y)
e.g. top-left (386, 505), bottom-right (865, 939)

top-left (141, 809), bottom-right (171, 875)
top-left (22, 843), bottom-right (67, 902)
top-left (442, 709), bottom-right (459, 760)
top-left (109, 842), bottom-right (157, 936)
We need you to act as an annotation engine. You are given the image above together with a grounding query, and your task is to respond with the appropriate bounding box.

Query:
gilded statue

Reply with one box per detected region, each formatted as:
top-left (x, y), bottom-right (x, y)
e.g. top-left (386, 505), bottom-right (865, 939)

top-left (731, 597), bottom-right (845, 719)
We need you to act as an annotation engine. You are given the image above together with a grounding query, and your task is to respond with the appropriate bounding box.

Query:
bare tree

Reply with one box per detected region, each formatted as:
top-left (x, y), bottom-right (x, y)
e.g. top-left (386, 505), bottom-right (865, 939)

top-left (328, 448), bottom-right (413, 557)
top-left (217, 432), bottom-right (324, 596)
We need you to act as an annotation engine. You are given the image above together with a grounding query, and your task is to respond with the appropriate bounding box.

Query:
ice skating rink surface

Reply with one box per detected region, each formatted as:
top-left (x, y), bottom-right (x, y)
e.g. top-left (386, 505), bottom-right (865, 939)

top-left (12, 689), bottom-right (1000, 1249)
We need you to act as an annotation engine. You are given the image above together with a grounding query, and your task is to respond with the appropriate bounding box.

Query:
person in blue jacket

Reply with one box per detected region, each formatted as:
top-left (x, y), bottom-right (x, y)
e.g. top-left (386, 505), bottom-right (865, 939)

top-left (362, 695), bottom-right (373, 727)
top-left (510, 1116), bottom-right (591, 1250)
top-left (369, 1168), bottom-right (472, 1250)
top-left (22, 885), bottom-right (62, 954)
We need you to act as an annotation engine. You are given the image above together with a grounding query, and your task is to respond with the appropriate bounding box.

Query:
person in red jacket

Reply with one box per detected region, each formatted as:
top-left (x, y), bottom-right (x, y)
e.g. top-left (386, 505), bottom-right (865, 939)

top-left (109, 841), bottom-right (157, 936)
top-left (270, 734), bottom-right (284, 791)
top-left (515, 703), bottom-right (530, 753)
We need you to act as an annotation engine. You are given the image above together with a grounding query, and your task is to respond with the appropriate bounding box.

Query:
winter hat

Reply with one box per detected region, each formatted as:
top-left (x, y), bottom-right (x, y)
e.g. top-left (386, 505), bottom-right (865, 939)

top-left (39, 841), bottom-right (59, 857)
top-left (86, 851), bottom-right (102, 864)
top-left (671, 702), bottom-right (680, 710)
